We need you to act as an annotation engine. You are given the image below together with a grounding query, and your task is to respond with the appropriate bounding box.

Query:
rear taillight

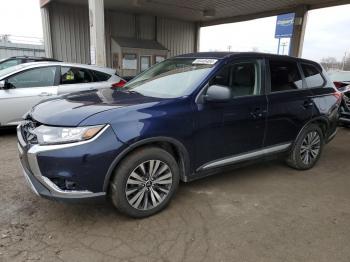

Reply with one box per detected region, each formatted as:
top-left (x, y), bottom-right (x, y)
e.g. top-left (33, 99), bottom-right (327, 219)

top-left (334, 81), bottom-right (347, 89)
top-left (111, 79), bottom-right (127, 89)
top-left (333, 90), bottom-right (343, 102)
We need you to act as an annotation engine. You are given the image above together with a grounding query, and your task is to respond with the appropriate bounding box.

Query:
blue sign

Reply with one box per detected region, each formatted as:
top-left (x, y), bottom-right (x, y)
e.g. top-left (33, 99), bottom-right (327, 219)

top-left (275, 13), bottom-right (295, 38)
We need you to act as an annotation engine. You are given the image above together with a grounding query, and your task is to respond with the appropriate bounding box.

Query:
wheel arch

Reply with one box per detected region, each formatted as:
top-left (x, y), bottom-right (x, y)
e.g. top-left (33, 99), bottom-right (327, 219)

top-left (294, 116), bottom-right (330, 147)
top-left (103, 137), bottom-right (191, 191)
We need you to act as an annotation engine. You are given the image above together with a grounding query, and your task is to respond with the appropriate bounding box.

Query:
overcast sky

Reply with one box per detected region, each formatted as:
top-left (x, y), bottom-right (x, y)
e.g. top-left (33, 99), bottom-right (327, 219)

top-left (200, 4), bottom-right (350, 62)
top-left (0, 0), bottom-right (43, 42)
top-left (0, 1), bottom-right (348, 62)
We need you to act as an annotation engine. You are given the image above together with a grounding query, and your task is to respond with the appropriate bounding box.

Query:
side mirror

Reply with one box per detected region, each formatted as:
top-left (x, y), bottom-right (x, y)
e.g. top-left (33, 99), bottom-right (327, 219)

top-left (0, 80), bottom-right (10, 90)
top-left (204, 85), bottom-right (232, 102)
top-left (0, 80), bottom-right (5, 89)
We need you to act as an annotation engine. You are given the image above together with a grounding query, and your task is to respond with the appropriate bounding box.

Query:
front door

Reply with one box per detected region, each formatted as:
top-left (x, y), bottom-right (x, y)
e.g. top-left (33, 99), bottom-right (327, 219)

top-left (194, 59), bottom-right (267, 170)
top-left (0, 66), bottom-right (58, 126)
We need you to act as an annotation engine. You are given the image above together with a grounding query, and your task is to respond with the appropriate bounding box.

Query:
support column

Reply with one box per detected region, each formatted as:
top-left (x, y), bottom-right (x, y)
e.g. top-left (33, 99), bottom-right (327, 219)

top-left (289, 5), bottom-right (308, 57)
top-left (88, 0), bottom-right (106, 66)
top-left (40, 5), bottom-right (53, 58)
top-left (194, 22), bottom-right (201, 52)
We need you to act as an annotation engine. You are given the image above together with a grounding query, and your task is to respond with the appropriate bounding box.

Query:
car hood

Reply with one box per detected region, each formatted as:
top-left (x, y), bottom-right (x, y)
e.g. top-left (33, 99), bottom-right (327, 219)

top-left (29, 89), bottom-right (168, 126)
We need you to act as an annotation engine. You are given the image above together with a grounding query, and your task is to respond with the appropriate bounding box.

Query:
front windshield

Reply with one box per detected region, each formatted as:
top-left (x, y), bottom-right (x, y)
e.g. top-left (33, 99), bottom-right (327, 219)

top-left (124, 58), bottom-right (218, 98)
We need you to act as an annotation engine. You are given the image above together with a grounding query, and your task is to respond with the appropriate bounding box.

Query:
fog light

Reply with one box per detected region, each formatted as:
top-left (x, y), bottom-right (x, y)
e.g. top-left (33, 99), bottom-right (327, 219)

top-left (51, 178), bottom-right (78, 191)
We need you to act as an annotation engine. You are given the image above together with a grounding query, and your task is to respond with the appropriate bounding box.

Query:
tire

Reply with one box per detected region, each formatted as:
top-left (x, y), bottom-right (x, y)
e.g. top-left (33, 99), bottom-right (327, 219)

top-left (110, 147), bottom-right (180, 218)
top-left (286, 124), bottom-right (324, 170)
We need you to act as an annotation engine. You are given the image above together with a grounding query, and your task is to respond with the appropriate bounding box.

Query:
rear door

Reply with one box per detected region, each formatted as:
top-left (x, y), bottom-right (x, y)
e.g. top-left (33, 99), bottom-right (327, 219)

top-left (57, 66), bottom-right (111, 94)
top-left (264, 58), bottom-right (313, 147)
top-left (301, 62), bottom-right (340, 136)
top-left (0, 66), bottom-right (58, 126)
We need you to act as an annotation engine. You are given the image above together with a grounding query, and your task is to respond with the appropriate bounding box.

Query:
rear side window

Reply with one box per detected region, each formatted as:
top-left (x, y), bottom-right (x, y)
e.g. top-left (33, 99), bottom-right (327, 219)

top-left (7, 66), bottom-right (57, 88)
top-left (61, 67), bottom-right (93, 84)
top-left (269, 60), bottom-right (303, 92)
top-left (301, 63), bottom-right (325, 88)
top-left (92, 70), bottom-right (111, 82)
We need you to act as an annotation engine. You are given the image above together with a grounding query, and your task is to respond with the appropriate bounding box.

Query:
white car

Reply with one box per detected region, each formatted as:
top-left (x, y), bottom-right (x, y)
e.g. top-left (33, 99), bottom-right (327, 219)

top-left (0, 62), bottom-right (125, 126)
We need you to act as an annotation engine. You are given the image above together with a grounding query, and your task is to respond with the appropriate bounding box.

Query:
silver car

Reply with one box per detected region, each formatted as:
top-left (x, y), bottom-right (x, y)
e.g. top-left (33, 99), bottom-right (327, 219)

top-left (0, 62), bottom-right (125, 126)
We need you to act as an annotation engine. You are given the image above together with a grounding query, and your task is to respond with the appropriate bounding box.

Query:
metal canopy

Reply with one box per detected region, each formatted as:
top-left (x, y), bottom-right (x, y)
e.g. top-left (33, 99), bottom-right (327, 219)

top-left (50, 0), bottom-right (350, 25)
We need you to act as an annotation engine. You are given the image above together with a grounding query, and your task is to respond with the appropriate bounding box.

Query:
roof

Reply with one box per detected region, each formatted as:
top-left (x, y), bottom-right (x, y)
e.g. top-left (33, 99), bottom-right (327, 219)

top-left (174, 52), bottom-right (321, 65)
top-left (112, 37), bottom-right (168, 51)
top-left (50, 0), bottom-right (348, 26)
top-left (175, 52), bottom-right (237, 59)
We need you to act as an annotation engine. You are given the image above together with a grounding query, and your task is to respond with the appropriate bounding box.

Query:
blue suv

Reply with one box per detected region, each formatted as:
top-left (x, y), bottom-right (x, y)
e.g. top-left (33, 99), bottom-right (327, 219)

top-left (17, 52), bottom-right (340, 217)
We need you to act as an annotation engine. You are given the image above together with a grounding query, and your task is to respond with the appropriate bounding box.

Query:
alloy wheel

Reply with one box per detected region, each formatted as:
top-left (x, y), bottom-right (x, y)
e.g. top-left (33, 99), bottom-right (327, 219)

top-left (125, 160), bottom-right (173, 210)
top-left (300, 131), bottom-right (321, 165)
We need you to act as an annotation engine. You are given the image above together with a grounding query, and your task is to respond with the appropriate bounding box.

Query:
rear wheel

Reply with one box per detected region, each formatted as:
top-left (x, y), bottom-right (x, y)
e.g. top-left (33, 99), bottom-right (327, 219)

top-left (286, 124), bottom-right (324, 170)
top-left (110, 147), bottom-right (180, 218)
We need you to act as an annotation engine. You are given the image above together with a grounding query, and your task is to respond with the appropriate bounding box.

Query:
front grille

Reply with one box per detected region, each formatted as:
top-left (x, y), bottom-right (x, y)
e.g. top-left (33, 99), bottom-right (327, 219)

top-left (20, 119), bottom-right (41, 145)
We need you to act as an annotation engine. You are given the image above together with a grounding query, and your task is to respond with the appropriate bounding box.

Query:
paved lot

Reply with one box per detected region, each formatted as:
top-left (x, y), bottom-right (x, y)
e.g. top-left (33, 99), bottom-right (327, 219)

top-left (0, 128), bottom-right (350, 262)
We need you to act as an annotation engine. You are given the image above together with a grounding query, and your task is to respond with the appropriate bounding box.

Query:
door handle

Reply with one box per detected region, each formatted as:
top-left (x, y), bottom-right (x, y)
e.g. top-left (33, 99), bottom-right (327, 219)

top-left (39, 92), bottom-right (52, 97)
top-left (302, 100), bottom-right (313, 109)
top-left (250, 108), bottom-right (266, 119)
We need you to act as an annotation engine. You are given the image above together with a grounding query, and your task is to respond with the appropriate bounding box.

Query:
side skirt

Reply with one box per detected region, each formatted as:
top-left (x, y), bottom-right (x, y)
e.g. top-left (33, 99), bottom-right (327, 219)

top-left (183, 143), bottom-right (291, 182)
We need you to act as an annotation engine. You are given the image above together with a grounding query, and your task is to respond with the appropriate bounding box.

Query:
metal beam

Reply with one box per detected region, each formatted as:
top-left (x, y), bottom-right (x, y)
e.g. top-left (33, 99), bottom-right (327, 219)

top-left (88, 0), bottom-right (107, 66)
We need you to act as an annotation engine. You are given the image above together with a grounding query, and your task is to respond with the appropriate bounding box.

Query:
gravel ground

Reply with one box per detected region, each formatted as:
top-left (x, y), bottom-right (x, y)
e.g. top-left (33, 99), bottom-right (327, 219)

top-left (0, 127), bottom-right (350, 262)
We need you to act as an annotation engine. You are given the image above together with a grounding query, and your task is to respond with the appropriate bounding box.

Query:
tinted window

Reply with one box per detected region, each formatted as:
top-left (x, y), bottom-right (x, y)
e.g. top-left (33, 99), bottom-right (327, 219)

top-left (92, 70), bottom-right (111, 82)
top-left (61, 67), bottom-right (93, 84)
top-left (210, 61), bottom-right (260, 97)
top-left (269, 60), bottom-right (303, 92)
top-left (0, 59), bottom-right (21, 70)
top-left (7, 66), bottom-right (56, 88)
top-left (301, 63), bottom-right (325, 88)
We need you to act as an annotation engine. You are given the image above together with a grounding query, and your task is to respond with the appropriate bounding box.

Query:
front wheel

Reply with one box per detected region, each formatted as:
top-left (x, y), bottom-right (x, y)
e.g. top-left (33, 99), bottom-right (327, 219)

top-left (286, 124), bottom-right (324, 170)
top-left (110, 147), bottom-right (180, 218)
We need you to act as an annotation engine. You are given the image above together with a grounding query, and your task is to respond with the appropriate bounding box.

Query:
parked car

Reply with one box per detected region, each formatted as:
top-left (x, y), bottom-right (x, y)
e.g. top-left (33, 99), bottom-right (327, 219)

top-left (329, 70), bottom-right (350, 90)
top-left (328, 71), bottom-right (350, 126)
top-left (0, 56), bottom-right (60, 70)
top-left (17, 52), bottom-right (340, 218)
top-left (0, 62), bottom-right (126, 126)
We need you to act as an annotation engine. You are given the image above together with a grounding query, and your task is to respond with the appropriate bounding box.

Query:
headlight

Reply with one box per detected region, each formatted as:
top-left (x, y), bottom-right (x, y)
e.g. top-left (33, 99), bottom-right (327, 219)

top-left (34, 125), bottom-right (106, 145)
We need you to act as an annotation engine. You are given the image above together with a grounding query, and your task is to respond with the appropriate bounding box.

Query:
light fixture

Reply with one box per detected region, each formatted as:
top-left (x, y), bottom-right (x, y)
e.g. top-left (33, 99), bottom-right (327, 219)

top-left (203, 9), bottom-right (215, 18)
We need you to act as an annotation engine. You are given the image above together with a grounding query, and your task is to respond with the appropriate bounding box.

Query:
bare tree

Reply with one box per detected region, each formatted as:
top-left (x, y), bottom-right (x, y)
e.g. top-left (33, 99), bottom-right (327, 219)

top-left (320, 57), bottom-right (341, 71)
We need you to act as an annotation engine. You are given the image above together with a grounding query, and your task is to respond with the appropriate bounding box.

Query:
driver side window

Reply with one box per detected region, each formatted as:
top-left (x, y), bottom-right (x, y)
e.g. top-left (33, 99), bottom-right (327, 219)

top-left (210, 61), bottom-right (261, 97)
top-left (7, 67), bottom-right (57, 89)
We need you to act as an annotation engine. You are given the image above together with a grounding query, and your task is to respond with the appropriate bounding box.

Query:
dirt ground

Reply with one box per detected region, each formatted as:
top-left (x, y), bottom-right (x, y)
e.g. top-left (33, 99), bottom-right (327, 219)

top-left (0, 127), bottom-right (350, 262)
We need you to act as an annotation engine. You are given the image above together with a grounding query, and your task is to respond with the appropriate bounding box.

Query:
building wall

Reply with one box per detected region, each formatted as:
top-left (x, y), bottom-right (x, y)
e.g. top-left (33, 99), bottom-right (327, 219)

top-left (45, 2), bottom-right (196, 65)
top-left (49, 2), bottom-right (90, 64)
top-left (157, 17), bottom-right (196, 57)
top-left (0, 42), bottom-right (45, 59)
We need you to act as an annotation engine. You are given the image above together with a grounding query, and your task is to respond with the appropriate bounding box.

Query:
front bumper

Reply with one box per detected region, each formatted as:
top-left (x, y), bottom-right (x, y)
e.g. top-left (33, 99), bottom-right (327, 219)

top-left (17, 124), bottom-right (122, 202)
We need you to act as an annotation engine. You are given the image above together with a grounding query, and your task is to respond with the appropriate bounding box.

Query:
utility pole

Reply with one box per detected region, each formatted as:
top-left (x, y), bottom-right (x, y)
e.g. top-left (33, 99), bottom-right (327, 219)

top-left (342, 51), bottom-right (347, 71)
top-left (281, 42), bottom-right (287, 55)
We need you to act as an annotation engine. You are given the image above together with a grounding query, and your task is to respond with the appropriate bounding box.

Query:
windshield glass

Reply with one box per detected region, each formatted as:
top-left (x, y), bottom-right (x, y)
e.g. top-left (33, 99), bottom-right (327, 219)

top-left (329, 71), bottom-right (350, 82)
top-left (124, 58), bottom-right (218, 98)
